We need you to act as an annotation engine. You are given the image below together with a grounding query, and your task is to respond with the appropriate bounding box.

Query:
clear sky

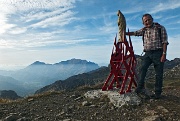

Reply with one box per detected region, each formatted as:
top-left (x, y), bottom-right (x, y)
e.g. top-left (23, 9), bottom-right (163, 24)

top-left (0, 0), bottom-right (180, 70)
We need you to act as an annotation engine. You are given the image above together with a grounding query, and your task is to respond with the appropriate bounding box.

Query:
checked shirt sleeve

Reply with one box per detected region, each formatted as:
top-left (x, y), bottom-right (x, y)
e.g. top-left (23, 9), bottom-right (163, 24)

top-left (160, 26), bottom-right (169, 45)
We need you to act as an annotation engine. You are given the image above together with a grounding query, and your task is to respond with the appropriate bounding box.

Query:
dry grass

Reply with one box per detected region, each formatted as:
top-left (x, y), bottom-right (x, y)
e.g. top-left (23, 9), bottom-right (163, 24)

top-left (164, 79), bottom-right (180, 87)
top-left (0, 91), bottom-right (63, 105)
top-left (76, 82), bottom-right (104, 91)
top-left (0, 98), bottom-right (12, 104)
top-left (26, 90), bottom-right (62, 100)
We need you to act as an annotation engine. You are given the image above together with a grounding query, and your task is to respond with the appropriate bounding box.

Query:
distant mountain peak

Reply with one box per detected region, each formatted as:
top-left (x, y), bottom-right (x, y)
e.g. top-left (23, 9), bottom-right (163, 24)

top-left (55, 58), bottom-right (97, 65)
top-left (30, 61), bottom-right (46, 66)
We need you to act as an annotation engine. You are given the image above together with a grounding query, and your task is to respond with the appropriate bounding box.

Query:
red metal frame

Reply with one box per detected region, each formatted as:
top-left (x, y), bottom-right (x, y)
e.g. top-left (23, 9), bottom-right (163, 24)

top-left (102, 31), bottom-right (137, 94)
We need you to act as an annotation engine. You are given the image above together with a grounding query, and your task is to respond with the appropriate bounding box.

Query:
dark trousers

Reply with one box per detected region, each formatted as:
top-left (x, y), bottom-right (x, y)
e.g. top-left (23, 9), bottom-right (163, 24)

top-left (138, 50), bottom-right (164, 95)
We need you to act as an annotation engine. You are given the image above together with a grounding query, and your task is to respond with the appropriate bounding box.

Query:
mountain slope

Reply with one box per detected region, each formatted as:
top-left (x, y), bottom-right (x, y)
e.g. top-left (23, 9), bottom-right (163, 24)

top-left (0, 75), bottom-right (28, 96)
top-left (0, 59), bottom-right (100, 96)
top-left (1, 58), bottom-right (179, 120)
top-left (35, 66), bottom-right (109, 94)
top-left (36, 57), bottom-right (180, 94)
top-left (0, 80), bottom-right (180, 121)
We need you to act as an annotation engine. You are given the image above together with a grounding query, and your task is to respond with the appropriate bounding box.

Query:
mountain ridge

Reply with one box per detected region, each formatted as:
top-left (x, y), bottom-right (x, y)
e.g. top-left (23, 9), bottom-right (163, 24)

top-left (35, 57), bottom-right (180, 94)
top-left (0, 58), bottom-right (100, 96)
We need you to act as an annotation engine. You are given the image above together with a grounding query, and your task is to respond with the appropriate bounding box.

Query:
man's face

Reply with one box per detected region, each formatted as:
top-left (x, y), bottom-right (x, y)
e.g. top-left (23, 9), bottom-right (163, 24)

top-left (143, 15), bottom-right (153, 28)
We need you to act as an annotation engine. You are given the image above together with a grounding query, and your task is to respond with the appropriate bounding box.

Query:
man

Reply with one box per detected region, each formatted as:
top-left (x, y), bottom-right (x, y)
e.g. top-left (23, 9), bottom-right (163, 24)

top-left (127, 13), bottom-right (169, 99)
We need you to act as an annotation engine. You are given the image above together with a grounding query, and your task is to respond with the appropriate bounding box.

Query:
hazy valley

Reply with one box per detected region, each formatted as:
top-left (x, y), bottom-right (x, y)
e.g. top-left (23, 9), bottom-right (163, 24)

top-left (0, 58), bottom-right (99, 96)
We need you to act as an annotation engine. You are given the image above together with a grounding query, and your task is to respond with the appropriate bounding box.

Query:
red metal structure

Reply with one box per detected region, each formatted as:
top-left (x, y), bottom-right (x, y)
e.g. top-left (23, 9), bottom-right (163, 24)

top-left (102, 30), bottom-right (137, 94)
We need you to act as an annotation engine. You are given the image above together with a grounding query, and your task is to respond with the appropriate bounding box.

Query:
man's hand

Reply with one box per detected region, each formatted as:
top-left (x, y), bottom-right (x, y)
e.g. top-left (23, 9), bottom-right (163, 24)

top-left (161, 54), bottom-right (166, 62)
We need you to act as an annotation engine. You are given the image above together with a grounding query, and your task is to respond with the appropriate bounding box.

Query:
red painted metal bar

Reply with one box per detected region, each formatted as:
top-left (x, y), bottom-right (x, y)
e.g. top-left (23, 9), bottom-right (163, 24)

top-left (102, 31), bottom-right (137, 94)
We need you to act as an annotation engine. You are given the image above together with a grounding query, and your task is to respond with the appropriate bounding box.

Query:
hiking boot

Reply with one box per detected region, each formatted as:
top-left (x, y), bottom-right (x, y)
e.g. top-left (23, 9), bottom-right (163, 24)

top-left (135, 88), bottom-right (144, 94)
top-left (150, 94), bottom-right (161, 99)
top-left (135, 88), bottom-right (150, 99)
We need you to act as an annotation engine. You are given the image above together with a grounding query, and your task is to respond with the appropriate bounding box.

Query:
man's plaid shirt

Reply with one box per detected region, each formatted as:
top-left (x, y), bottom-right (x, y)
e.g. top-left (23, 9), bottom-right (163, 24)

top-left (134, 23), bottom-right (168, 51)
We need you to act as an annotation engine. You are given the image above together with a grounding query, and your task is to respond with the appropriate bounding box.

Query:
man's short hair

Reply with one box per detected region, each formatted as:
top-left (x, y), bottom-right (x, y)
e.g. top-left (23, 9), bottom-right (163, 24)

top-left (142, 13), bottom-right (153, 20)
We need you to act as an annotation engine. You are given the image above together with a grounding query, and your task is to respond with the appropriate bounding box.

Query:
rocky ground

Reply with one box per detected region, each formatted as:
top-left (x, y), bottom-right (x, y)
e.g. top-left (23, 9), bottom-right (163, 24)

top-left (0, 82), bottom-right (180, 121)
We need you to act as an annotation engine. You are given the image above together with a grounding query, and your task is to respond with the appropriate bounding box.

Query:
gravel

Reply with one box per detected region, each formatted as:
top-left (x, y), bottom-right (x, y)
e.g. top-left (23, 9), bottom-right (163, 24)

top-left (0, 86), bottom-right (180, 121)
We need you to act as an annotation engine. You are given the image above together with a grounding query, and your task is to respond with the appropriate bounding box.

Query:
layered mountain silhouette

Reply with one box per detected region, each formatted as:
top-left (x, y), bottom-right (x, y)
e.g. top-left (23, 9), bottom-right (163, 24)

top-left (0, 58), bottom-right (99, 96)
top-left (35, 57), bottom-right (180, 94)
top-left (0, 75), bottom-right (27, 96)
top-left (35, 66), bottom-right (110, 94)
top-left (0, 57), bottom-right (180, 98)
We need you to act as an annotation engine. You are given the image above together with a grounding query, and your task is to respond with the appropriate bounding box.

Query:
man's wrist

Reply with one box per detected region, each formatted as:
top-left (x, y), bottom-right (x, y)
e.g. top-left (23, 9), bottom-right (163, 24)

top-left (163, 52), bottom-right (166, 55)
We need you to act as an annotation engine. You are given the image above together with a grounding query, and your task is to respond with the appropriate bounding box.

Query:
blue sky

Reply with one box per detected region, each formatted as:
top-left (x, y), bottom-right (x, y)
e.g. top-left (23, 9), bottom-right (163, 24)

top-left (0, 0), bottom-right (180, 70)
